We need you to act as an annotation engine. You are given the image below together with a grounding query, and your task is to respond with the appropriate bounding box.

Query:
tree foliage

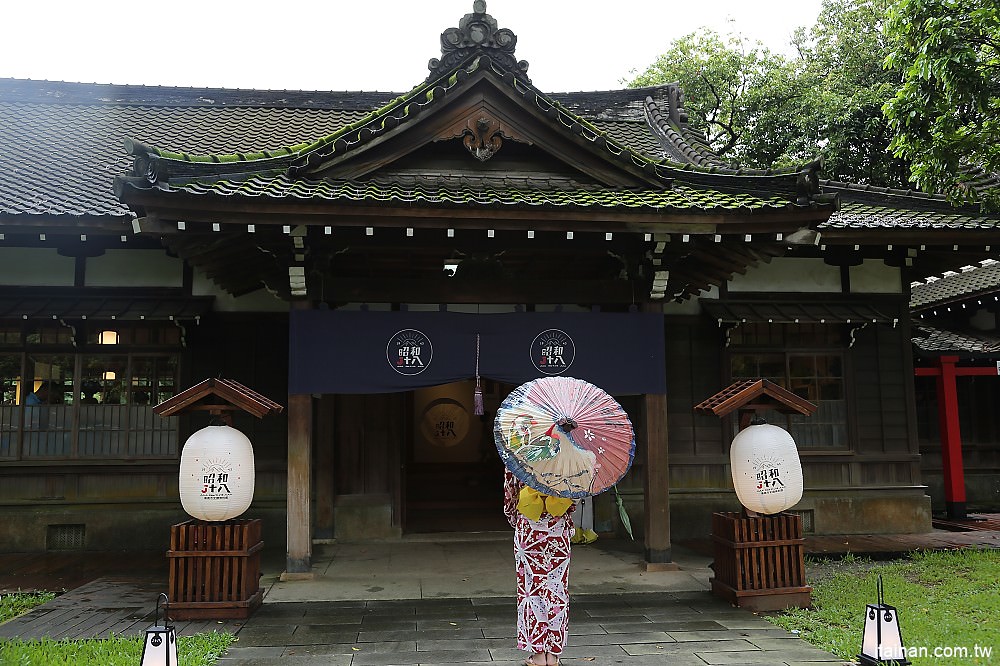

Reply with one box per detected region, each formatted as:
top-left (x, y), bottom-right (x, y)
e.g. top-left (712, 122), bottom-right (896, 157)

top-left (791, 0), bottom-right (911, 186)
top-left (627, 0), bottom-right (912, 188)
top-left (883, 0), bottom-right (1000, 209)
top-left (627, 30), bottom-right (795, 167)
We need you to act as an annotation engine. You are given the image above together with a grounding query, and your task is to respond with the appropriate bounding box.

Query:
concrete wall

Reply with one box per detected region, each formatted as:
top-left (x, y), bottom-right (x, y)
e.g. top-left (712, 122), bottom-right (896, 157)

top-left (0, 500), bottom-right (288, 554)
top-left (922, 473), bottom-right (1000, 513)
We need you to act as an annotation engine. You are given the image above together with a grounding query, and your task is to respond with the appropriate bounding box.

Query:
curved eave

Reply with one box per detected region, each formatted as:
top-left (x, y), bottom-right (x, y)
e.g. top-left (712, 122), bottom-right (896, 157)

top-left (119, 53), bottom-right (824, 203)
top-left (913, 325), bottom-right (1000, 360)
top-left (115, 178), bottom-right (832, 232)
top-left (642, 95), bottom-right (823, 199)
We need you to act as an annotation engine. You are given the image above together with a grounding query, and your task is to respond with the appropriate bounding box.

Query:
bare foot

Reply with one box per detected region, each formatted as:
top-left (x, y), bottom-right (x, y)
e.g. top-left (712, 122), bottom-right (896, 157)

top-left (546, 651), bottom-right (559, 665)
top-left (525, 653), bottom-right (545, 666)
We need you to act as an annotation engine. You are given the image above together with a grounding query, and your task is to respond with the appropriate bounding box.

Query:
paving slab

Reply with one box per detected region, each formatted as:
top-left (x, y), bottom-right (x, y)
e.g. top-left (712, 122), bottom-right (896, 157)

top-left (0, 538), bottom-right (850, 665)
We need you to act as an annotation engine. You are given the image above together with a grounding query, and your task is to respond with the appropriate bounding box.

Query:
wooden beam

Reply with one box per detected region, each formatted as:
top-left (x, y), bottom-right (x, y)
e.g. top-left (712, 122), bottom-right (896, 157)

top-left (916, 358), bottom-right (1000, 519)
top-left (322, 277), bottom-right (637, 304)
top-left (915, 365), bottom-right (999, 377)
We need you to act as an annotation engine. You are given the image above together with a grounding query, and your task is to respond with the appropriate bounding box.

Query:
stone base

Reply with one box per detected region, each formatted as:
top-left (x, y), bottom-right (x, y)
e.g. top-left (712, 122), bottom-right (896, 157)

top-left (643, 561), bottom-right (680, 572)
top-left (666, 488), bottom-right (933, 541)
top-left (334, 494), bottom-right (402, 541)
top-left (279, 571), bottom-right (316, 581)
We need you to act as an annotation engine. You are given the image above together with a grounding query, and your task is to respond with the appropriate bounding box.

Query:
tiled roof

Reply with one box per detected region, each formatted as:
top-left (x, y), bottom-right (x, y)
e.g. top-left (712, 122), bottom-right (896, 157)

top-left (910, 260), bottom-right (1000, 311)
top-left (701, 300), bottom-right (898, 325)
top-left (644, 94), bottom-right (731, 169)
top-left (818, 180), bottom-right (1000, 232)
top-left (913, 324), bottom-right (1000, 358)
top-left (0, 98), bottom-right (371, 217)
top-left (633, 101), bottom-right (1000, 234)
top-left (590, 120), bottom-right (666, 160)
top-left (0, 78), bottom-right (680, 220)
top-left (151, 174), bottom-right (795, 211)
top-left (820, 201), bottom-right (1000, 231)
top-left (117, 54), bottom-right (823, 213)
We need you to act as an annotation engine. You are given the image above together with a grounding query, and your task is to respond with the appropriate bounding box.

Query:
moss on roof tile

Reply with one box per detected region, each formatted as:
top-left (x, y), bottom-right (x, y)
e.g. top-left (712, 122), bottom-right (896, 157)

top-left (162, 174), bottom-right (795, 211)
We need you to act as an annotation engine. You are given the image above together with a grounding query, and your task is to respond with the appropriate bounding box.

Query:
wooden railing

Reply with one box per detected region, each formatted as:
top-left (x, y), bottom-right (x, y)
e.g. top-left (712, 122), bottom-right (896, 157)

top-left (0, 404), bottom-right (176, 460)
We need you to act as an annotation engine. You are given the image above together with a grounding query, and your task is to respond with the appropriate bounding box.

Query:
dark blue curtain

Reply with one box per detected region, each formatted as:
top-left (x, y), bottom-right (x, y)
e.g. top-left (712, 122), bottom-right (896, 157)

top-left (289, 309), bottom-right (666, 395)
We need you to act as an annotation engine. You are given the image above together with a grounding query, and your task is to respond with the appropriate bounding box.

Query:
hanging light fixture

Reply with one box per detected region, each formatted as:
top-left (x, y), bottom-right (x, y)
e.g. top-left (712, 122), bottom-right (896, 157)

top-left (140, 593), bottom-right (177, 666)
top-left (99, 330), bottom-right (119, 345)
top-left (859, 575), bottom-right (910, 665)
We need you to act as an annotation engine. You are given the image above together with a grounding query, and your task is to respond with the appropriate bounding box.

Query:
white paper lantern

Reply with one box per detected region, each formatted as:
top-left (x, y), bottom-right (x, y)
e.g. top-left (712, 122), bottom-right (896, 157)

top-left (730, 423), bottom-right (803, 515)
top-left (179, 425), bottom-right (255, 521)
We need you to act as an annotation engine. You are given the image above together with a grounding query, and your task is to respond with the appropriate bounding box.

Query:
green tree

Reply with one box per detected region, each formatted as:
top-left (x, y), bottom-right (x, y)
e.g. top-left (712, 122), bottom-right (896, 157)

top-left (627, 30), bottom-right (796, 167)
top-left (790, 0), bottom-right (911, 186)
top-left (627, 1), bottom-right (912, 188)
top-left (883, 0), bottom-right (1000, 208)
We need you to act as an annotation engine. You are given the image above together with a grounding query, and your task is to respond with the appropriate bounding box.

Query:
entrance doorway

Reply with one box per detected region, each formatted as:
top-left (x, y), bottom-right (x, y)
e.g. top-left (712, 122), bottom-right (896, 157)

top-left (404, 379), bottom-right (508, 533)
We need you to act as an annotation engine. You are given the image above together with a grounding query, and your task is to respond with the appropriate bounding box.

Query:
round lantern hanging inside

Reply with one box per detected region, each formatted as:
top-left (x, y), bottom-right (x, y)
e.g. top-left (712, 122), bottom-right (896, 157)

top-left (178, 424), bottom-right (255, 521)
top-left (729, 422), bottom-right (803, 515)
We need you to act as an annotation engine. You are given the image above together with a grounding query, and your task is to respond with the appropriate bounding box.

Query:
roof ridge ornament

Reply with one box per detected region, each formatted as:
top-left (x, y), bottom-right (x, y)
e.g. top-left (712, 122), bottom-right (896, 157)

top-left (428, 1), bottom-right (530, 84)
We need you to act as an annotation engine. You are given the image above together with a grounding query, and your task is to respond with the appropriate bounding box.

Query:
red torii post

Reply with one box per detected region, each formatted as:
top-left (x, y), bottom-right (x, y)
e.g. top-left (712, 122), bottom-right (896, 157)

top-left (914, 355), bottom-right (998, 519)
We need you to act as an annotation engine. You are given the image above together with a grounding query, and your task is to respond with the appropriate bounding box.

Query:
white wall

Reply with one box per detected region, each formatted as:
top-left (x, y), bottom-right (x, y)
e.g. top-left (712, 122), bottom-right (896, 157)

top-left (849, 260), bottom-right (902, 294)
top-left (0, 248), bottom-right (75, 286)
top-left (86, 250), bottom-right (183, 287)
top-left (729, 257), bottom-right (842, 293)
top-left (191, 273), bottom-right (289, 312)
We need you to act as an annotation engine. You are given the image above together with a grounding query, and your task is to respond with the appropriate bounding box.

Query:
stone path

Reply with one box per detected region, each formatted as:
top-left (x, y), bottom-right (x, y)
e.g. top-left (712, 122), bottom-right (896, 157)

top-left (216, 593), bottom-right (849, 666)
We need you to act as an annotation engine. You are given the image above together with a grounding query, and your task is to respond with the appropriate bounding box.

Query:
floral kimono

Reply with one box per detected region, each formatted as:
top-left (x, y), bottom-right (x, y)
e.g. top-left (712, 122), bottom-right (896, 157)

top-left (503, 468), bottom-right (576, 656)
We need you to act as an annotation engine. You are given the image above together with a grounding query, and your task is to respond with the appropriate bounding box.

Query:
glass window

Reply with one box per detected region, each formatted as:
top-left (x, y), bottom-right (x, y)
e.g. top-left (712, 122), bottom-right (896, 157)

top-left (23, 354), bottom-right (74, 457)
top-left (0, 353), bottom-right (22, 459)
top-left (0, 326), bottom-right (21, 346)
top-left (26, 323), bottom-right (73, 346)
top-left (0, 322), bottom-right (180, 461)
top-left (730, 324), bottom-right (848, 450)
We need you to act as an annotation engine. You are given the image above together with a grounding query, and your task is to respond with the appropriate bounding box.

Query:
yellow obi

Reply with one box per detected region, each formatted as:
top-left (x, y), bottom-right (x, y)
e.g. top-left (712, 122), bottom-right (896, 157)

top-left (517, 486), bottom-right (573, 521)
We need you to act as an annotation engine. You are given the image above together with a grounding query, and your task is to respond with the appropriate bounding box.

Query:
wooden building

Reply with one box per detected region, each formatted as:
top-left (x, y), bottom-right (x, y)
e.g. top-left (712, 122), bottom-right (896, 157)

top-left (1, 3), bottom-right (997, 573)
top-left (910, 260), bottom-right (1000, 518)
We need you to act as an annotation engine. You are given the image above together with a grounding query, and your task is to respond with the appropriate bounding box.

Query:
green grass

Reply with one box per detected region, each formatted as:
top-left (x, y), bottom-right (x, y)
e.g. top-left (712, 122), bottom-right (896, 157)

top-left (0, 592), bottom-right (56, 625)
top-left (766, 548), bottom-right (1000, 665)
top-left (0, 632), bottom-right (234, 665)
top-left (1, 591), bottom-right (234, 665)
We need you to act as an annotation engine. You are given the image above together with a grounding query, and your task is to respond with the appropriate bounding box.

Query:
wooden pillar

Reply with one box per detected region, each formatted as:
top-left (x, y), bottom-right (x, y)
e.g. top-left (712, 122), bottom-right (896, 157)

top-left (643, 391), bottom-right (675, 569)
top-left (285, 392), bottom-right (313, 575)
top-left (935, 356), bottom-right (967, 519)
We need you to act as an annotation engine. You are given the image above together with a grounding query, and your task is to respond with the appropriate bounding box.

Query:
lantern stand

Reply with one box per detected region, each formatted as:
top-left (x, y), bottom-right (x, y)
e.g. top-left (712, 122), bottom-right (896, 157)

top-left (694, 379), bottom-right (816, 612)
top-left (859, 574), bottom-right (911, 665)
top-left (140, 593), bottom-right (177, 666)
top-left (153, 378), bottom-right (284, 621)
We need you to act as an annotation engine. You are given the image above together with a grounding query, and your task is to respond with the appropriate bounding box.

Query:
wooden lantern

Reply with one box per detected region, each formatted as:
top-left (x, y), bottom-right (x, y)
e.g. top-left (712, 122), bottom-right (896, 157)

top-left (694, 379), bottom-right (816, 611)
top-left (153, 378), bottom-right (282, 620)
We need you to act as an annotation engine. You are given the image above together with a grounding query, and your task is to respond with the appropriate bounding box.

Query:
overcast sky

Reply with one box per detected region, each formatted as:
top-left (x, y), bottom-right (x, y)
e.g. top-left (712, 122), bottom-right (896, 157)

top-left (2, 0), bottom-right (825, 93)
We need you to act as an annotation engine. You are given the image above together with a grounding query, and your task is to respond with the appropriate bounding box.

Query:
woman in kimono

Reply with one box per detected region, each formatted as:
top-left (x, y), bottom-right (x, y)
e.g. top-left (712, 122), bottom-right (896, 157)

top-left (503, 467), bottom-right (576, 666)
